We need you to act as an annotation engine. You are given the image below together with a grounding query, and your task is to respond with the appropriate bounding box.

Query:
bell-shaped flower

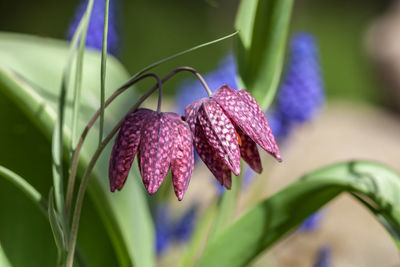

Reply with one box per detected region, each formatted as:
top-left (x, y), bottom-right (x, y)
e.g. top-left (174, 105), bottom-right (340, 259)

top-left (109, 109), bottom-right (194, 200)
top-left (185, 85), bottom-right (281, 188)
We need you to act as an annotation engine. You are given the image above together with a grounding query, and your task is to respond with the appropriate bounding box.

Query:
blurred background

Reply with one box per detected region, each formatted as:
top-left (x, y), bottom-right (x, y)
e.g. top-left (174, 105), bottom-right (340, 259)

top-left (1, 0), bottom-right (400, 266)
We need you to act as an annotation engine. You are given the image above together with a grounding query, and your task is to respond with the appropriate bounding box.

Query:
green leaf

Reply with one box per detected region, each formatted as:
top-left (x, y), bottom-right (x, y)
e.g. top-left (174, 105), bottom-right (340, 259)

top-left (0, 165), bottom-right (47, 215)
top-left (48, 188), bottom-right (67, 265)
top-left (0, 242), bottom-right (12, 267)
top-left (0, 32), bottom-right (154, 267)
top-left (196, 161), bottom-right (400, 267)
top-left (235, 0), bottom-right (294, 110)
top-left (99, 0), bottom-right (110, 144)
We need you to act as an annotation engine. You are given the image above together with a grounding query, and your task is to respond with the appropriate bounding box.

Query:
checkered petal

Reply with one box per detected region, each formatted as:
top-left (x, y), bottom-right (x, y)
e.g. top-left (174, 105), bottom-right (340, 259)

top-left (236, 126), bottom-right (262, 173)
top-left (197, 100), bottom-right (241, 175)
top-left (213, 85), bottom-right (282, 162)
top-left (185, 100), bottom-right (232, 189)
top-left (194, 122), bottom-right (232, 189)
top-left (138, 112), bottom-right (174, 194)
top-left (108, 109), bottom-right (152, 192)
top-left (165, 113), bottom-right (195, 200)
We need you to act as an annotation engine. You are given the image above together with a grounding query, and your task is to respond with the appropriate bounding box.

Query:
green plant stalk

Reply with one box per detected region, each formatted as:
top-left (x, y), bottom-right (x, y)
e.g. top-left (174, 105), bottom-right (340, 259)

top-left (180, 202), bottom-right (218, 267)
top-left (70, 0), bottom-right (94, 151)
top-left (207, 172), bottom-right (242, 242)
top-left (99, 0), bottom-right (109, 145)
top-left (133, 31), bottom-right (238, 78)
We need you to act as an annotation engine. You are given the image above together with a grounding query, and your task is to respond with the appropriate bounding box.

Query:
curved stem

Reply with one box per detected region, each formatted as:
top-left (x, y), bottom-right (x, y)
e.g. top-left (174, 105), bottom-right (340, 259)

top-left (157, 79), bottom-right (163, 112)
top-left (180, 67), bottom-right (213, 96)
top-left (65, 66), bottom-right (212, 266)
top-left (65, 72), bottom-right (162, 218)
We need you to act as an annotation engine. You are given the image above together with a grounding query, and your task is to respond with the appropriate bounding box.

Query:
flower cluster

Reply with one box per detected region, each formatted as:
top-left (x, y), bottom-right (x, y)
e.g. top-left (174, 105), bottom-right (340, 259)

top-left (109, 86), bottom-right (281, 200)
top-left (274, 32), bottom-right (325, 133)
top-left (109, 109), bottom-right (194, 200)
top-left (67, 0), bottom-right (120, 56)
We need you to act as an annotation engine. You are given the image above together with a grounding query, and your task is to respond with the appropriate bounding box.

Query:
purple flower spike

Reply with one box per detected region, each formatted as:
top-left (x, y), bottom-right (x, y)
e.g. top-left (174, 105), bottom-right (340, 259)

top-left (185, 85), bottom-right (281, 188)
top-left (109, 109), bottom-right (194, 200)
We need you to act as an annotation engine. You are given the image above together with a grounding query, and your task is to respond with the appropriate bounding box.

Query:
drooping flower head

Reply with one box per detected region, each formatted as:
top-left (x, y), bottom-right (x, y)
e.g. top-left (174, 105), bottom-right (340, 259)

top-left (185, 85), bottom-right (281, 188)
top-left (109, 109), bottom-right (194, 200)
top-left (67, 0), bottom-right (120, 56)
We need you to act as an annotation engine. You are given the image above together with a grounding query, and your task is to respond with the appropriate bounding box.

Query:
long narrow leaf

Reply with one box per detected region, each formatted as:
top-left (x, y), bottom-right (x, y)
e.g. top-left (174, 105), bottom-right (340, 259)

top-left (48, 188), bottom-right (67, 264)
top-left (99, 0), bottom-right (110, 144)
top-left (0, 165), bottom-right (47, 214)
top-left (235, 0), bottom-right (294, 110)
top-left (0, 242), bottom-right (12, 267)
top-left (71, 0), bottom-right (94, 150)
top-left (196, 161), bottom-right (400, 267)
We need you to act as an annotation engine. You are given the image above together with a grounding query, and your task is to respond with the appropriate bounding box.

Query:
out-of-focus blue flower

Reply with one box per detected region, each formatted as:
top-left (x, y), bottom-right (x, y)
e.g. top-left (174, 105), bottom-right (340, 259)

top-left (266, 108), bottom-right (290, 140)
top-left (299, 211), bottom-right (323, 232)
top-left (277, 32), bottom-right (324, 124)
top-left (154, 205), bottom-right (172, 255)
top-left (67, 0), bottom-right (120, 56)
top-left (175, 53), bottom-right (238, 116)
top-left (313, 246), bottom-right (331, 267)
top-left (154, 204), bottom-right (197, 255)
top-left (172, 205), bottom-right (197, 242)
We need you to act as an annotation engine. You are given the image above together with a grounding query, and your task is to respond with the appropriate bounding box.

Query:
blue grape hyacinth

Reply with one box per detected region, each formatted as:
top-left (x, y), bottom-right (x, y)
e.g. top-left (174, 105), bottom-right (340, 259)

top-left (67, 0), bottom-right (120, 56)
top-left (313, 246), bottom-right (331, 267)
top-left (154, 204), bottom-right (197, 255)
top-left (277, 32), bottom-right (324, 124)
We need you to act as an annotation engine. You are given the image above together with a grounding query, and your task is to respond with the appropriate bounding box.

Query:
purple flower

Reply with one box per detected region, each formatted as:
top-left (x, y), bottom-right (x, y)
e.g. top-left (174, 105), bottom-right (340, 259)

top-left (108, 109), bottom-right (194, 200)
top-left (185, 85), bottom-right (281, 189)
top-left (313, 246), bottom-right (331, 267)
top-left (277, 32), bottom-right (324, 124)
top-left (67, 0), bottom-right (120, 56)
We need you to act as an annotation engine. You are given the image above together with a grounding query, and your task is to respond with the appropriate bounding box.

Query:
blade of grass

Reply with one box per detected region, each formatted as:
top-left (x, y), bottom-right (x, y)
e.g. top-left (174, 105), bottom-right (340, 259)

top-left (70, 0), bottom-right (94, 151)
top-left (52, 4), bottom-right (85, 216)
top-left (99, 0), bottom-right (110, 145)
top-left (133, 31), bottom-right (239, 77)
top-left (48, 188), bottom-right (67, 265)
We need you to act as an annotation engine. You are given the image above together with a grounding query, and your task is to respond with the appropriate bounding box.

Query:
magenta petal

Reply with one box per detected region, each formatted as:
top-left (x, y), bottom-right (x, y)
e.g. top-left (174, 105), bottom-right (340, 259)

top-left (194, 122), bottom-right (232, 189)
top-left (197, 100), bottom-right (241, 175)
top-left (165, 113), bottom-right (194, 201)
top-left (213, 85), bottom-right (282, 162)
top-left (108, 109), bottom-right (151, 192)
top-left (138, 112), bottom-right (173, 194)
top-left (236, 127), bottom-right (262, 173)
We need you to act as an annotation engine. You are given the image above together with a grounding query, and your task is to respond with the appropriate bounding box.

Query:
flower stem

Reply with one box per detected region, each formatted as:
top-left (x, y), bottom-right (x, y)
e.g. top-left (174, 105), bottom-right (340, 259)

top-left (176, 66), bottom-right (213, 96)
top-left (65, 72), bottom-right (162, 218)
